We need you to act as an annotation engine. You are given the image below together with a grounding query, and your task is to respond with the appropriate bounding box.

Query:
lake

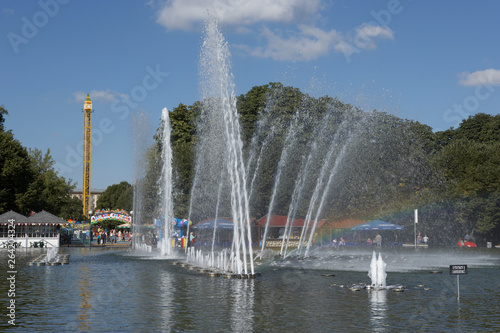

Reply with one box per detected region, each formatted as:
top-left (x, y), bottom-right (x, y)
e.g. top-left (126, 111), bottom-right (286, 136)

top-left (1, 246), bottom-right (499, 332)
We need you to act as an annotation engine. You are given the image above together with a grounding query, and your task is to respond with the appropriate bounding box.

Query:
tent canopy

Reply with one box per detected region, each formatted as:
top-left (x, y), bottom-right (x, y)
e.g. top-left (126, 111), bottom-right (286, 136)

top-left (351, 220), bottom-right (403, 231)
top-left (193, 218), bottom-right (233, 229)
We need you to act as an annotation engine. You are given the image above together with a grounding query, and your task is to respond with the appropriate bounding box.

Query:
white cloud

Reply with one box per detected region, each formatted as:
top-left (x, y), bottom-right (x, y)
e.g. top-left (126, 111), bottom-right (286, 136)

top-left (156, 0), bottom-right (321, 31)
top-left (458, 69), bottom-right (500, 86)
top-left (250, 25), bottom-right (340, 61)
top-left (354, 23), bottom-right (394, 50)
top-left (73, 90), bottom-right (128, 103)
top-left (248, 23), bottom-right (394, 62)
top-left (155, 0), bottom-right (394, 62)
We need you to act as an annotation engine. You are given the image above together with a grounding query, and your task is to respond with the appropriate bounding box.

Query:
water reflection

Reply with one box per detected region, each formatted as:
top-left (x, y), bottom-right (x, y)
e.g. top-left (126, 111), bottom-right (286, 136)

top-left (230, 280), bottom-right (255, 332)
top-left (369, 290), bottom-right (387, 332)
top-left (158, 270), bottom-right (173, 332)
top-left (3, 248), bottom-right (498, 331)
top-left (76, 264), bottom-right (93, 331)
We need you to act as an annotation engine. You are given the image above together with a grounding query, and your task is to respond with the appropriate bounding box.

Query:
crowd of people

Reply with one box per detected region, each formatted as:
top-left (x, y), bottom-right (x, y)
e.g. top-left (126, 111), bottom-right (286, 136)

top-left (94, 228), bottom-right (131, 245)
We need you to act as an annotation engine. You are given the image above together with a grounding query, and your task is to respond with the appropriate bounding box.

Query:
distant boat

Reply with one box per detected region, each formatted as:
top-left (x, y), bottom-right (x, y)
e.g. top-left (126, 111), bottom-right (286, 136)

top-left (457, 239), bottom-right (477, 248)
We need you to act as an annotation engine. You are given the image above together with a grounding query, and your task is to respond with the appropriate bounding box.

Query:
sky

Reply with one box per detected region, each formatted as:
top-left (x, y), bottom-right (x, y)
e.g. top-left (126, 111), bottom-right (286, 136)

top-left (1, 0), bottom-right (500, 190)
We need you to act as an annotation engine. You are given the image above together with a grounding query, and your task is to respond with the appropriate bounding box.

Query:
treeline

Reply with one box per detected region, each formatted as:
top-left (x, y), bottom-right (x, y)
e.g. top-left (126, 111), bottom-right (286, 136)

top-left (0, 106), bottom-right (83, 219)
top-left (140, 83), bottom-right (499, 246)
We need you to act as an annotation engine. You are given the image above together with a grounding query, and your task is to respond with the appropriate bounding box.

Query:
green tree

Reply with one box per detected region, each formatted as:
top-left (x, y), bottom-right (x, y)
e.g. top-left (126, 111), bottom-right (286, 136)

top-left (59, 196), bottom-right (85, 221)
top-left (0, 106), bottom-right (81, 218)
top-left (96, 181), bottom-right (133, 211)
top-left (169, 103), bottom-right (198, 217)
top-left (0, 105), bottom-right (8, 130)
top-left (17, 148), bottom-right (77, 217)
top-left (0, 109), bottom-right (34, 213)
top-left (137, 84), bottom-right (500, 244)
top-left (434, 113), bottom-right (500, 243)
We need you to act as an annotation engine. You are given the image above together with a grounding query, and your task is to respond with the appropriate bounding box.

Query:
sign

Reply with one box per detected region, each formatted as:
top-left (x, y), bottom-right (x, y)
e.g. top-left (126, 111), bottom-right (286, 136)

top-left (450, 265), bottom-right (467, 275)
top-left (91, 213), bottom-right (131, 224)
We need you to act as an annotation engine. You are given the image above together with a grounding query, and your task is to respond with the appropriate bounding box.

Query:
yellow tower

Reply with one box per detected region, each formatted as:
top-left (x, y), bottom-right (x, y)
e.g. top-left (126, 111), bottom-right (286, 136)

top-left (82, 94), bottom-right (93, 218)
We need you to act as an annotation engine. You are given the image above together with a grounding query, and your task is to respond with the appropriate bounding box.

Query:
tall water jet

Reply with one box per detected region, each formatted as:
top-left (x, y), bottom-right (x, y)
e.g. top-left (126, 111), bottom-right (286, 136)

top-left (159, 107), bottom-right (174, 256)
top-left (368, 251), bottom-right (387, 288)
top-left (188, 16), bottom-right (254, 274)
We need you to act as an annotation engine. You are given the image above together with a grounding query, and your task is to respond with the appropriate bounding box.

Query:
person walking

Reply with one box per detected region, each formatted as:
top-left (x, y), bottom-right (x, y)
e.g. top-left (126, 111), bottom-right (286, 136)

top-left (375, 234), bottom-right (382, 247)
top-left (423, 235), bottom-right (429, 245)
top-left (189, 232), bottom-right (196, 247)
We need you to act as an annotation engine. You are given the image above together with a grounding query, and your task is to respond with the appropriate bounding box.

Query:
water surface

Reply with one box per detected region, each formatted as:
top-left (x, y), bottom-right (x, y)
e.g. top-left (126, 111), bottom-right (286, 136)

top-left (1, 247), bottom-right (499, 332)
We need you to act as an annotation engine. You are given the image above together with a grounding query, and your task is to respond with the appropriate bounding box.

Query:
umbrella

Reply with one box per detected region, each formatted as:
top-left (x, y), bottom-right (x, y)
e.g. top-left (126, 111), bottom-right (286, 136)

top-left (351, 220), bottom-right (403, 231)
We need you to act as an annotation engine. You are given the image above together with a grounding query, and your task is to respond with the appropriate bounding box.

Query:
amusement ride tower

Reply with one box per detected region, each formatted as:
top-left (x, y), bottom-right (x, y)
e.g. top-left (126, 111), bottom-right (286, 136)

top-left (82, 94), bottom-right (93, 217)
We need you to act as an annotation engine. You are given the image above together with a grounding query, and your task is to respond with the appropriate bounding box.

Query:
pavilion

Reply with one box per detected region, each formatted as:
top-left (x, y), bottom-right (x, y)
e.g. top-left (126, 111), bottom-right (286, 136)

top-left (0, 210), bottom-right (65, 248)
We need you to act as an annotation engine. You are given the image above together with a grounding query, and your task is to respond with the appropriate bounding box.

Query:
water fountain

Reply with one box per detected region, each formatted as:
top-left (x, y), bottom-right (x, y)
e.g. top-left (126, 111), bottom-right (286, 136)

top-left (141, 13), bottom-right (434, 279)
top-left (368, 251), bottom-right (387, 289)
top-left (45, 247), bottom-right (58, 264)
top-left (28, 247), bottom-right (70, 266)
top-left (159, 107), bottom-right (174, 257)
top-left (185, 16), bottom-right (255, 276)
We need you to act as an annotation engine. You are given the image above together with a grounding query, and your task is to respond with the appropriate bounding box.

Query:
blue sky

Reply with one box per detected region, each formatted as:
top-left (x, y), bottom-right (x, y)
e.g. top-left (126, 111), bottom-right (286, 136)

top-left (1, 0), bottom-right (500, 190)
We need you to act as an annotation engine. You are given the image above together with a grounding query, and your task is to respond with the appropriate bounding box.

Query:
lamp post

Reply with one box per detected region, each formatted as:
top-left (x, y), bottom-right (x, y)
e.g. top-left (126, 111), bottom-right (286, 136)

top-left (414, 209), bottom-right (418, 249)
top-left (130, 210), bottom-right (133, 249)
top-left (89, 211), bottom-right (92, 248)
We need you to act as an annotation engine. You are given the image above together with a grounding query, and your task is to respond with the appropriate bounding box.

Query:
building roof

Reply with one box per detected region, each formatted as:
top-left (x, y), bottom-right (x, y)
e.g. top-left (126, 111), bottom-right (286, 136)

top-left (27, 210), bottom-right (66, 224)
top-left (255, 214), bottom-right (326, 228)
top-left (0, 210), bottom-right (28, 223)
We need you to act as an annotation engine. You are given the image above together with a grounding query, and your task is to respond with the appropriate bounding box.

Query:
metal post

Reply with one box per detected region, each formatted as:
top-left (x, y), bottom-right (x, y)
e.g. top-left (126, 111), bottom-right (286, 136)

top-left (414, 222), bottom-right (417, 249)
top-left (457, 275), bottom-right (460, 301)
top-left (89, 211), bottom-right (92, 249)
top-left (414, 209), bottom-right (418, 249)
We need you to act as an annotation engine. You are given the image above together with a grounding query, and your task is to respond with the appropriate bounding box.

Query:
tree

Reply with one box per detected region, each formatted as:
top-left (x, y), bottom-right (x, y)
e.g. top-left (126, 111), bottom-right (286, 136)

top-left (0, 119), bottom-right (34, 214)
top-left (136, 84), bottom-right (500, 244)
top-left (96, 181), bottom-right (133, 211)
top-left (434, 114), bottom-right (500, 243)
top-left (17, 148), bottom-right (77, 217)
top-left (169, 103), bottom-right (198, 217)
top-left (0, 106), bottom-right (81, 217)
top-left (0, 105), bottom-right (8, 130)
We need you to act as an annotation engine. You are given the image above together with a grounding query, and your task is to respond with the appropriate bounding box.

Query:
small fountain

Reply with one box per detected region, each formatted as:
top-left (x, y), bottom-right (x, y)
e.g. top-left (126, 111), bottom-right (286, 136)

top-left (45, 247), bottom-right (58, 264)
top-left (368, 251), bottom-right (387, 289)
top-left (29, 247), bottom-right (70, 266)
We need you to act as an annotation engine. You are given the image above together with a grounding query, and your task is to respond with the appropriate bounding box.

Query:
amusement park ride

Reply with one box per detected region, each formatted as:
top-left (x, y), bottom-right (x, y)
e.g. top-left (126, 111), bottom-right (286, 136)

top-left (82, 94), bottom-right (93, 218)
